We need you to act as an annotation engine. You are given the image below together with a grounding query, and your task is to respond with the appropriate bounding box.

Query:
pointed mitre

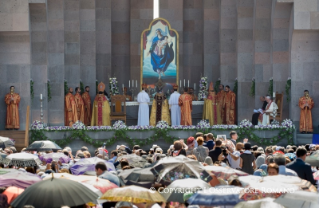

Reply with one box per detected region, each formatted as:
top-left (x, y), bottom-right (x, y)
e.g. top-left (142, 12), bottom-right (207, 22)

top-left (98, 82), bottom-right (105, 92)
top-left (209, 82), bottom-right (214, 91)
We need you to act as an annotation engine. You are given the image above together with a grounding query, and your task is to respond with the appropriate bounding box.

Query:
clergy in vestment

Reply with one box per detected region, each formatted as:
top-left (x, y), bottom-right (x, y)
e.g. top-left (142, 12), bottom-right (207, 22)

top-left (258, 96), bottom-right (278, 125)
top-left (217, 84), bottom-right (226, 124)
top-left (203, 82), bottom-right (222, 125)
top-left (82, 86), bottom-right (92, 126)
top-left (179, 87), bottom-right (193, 125)
top-left (137, 83), bottom-right (150, 126)
top-left (65, 88), bottom-right (78, 127)
top-left (223, 85), bottom-right (236, 125)
top-left (5, 86), bottom-right (20, 129)
top-left (169, 84), bottom-right (181, 126)
top-left (74, 87), bottom-right (85, 124)
top-left (189, 87), bottom-right (198, 101)
top-left (91, 82), bottom-right (111, 126)
top-left (299, 90), bottom-right (314, 133)
top-left (150, 88), bottom-right (171, 126)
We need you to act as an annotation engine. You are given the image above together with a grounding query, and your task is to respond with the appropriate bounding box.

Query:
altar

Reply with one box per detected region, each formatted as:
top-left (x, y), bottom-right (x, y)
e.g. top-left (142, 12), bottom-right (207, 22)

top-left (124, 101), bottom-right (204, 126)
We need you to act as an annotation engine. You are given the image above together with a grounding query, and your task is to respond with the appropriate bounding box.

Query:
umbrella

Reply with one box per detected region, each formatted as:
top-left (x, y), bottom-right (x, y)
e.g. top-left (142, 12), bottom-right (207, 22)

top-left (80, 182), bottom-right (103, 197)
top-left (305, 150), bottom-right (319, 166)
top-left (0, 169), bottom-right (41, 189)
top-left (274, 191), bottom-right (319, 208)
top-left (42, 152), bottom-right (70, 163)
top-left (11, 177), bottom-right (99, 208)
top-left (119, 167), bottom-right (155, 184)
top-left (100, 185), bottom-right (165, 203)
top-left (188, 185), bottom-right (243, 206)
top-left (150, 155), bottom-right (212, 185)
top-left (0, 153), bottom-right (41, 167)
top-left (25, 140), bottom-right (62, 151)
top-left (160, 178), bottom-right (211, 203)
top-left (3, 186), bottom-right (24, 204)
top-left (0, 136), bottom-right (14, 149)
top-left (70, 157), bottom-right (115, 175)
top-left (82, 178), bottom-right (118, 194)
top-left (204, 165), bottom-right (249, 180)
top-left (235, 197), bottom-right (283, 208)
top-left (262, 175), bottom-right (316, 192)
top-left (117, 154), bottom-right (146, 168)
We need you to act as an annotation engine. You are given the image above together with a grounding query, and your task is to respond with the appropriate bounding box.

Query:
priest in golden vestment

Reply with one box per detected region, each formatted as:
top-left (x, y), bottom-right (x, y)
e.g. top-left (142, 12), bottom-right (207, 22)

top-left (82, 86), bottom-right (92, 126)
top-left (5, 86), bottom-right (21, 129)
top-left (65, 88), bottom-right (78, 127)
top-left (203, 82), bottom-right (222, 125)
top-left (91, 82), bottom-right (111, 126)
top-left (150, 87), bottom-right (171, 126)
top-left (74, 87), bottom-right (85, 124)
top-left (223, 85), bottom-right (236, 125)
top-left (299, 90), bottom-right (314, 133)
top-left (179, 87), bottom-right (193, 125)
top-left (217, 84), bottom-right (226, 124)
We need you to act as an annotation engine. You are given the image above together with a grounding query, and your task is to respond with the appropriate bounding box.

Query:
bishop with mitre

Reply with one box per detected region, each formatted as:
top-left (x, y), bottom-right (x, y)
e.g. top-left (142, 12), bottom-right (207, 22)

top-left (5, 86), bottom-right (21, 129)
top-left (299, 90), bottom-right (314, 133)
top-left (150, 85), bottom-right (171, 126)
top-left (91, 82), bottom-right (111, 126)
top-left (203, 82), bottom-right (222, 125)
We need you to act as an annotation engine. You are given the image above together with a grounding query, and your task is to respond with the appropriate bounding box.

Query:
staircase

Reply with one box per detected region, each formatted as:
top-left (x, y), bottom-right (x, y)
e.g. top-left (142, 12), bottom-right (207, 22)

top-left (0, 131), bottom-right (26, 151)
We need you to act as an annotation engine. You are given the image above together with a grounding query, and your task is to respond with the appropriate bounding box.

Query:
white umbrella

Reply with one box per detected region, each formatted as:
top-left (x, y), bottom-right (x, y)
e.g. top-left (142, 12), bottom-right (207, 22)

top-left (274, 191), bottom-right (319, 208)
top-left (1, 153), bottom-right (41, 167)
top-left (235, 197), bottom-right (283, 208)
top-left (79, 182), bottom-right (103, 197)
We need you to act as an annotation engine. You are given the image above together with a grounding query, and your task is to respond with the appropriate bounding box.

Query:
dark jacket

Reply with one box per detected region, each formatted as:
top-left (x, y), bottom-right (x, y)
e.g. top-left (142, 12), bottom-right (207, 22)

top-left (203, 140), bottom-right (215, 150)
top-left (286, 158), bottom-right (316, 184)
top-left (209, 147), bottom-right (222, 163)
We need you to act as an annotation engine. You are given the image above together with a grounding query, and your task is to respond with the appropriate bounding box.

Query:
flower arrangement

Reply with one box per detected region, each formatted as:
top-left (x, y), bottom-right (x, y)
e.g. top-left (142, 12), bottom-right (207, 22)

top-left (156, 121), bottom-right (170, 129)
top-left (31, 120), bottom-right (44, 130)
top-left (233, 78), bottom-right (238, 95)
top-left (171, 125), bottom-right (196, 130)
top-left (109, 77), bottom-right (119, 95)
top-left (239, 119), bottom-right (253, 128)
top-left (212, 125), bottom-right (239, 130)
top-left (72, 121), bottom-right (86, 130)
top-left (268, 77), bottom-right (273, 97)
top-left (214, 78), bottom-right (221, 94)
top-left (113, 120), bottom-right (127, 130)
top-left (80, 80), bottom-right (84, 95)
top-left (250, 77), bottom-right (255, 97)
top-left (86, 126), bottom-right (113, 131)
top-left (44, 126), bottom-right (71, 131)
top-left (196, 120), bottom-right (211, 129)
top-left (285, 77), bottom-right (291, 102)
top-left (128, 125), bottom-right (154, 130)
top-left (198, 77), bottom-right (208, 100)
top-left (281, 119), bottom-right (294, 129)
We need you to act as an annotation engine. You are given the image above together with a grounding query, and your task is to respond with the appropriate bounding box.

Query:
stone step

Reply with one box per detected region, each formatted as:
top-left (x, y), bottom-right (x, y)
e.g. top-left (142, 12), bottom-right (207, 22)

top-left (296, 133), bottom-right (313, 145)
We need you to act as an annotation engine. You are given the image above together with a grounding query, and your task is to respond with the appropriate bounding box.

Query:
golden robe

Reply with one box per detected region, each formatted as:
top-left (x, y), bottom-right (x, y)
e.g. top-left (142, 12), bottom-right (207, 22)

top-left (65, 93), bottom-right (78, 126)
top-left (217, 90), bottom-right (226, 124)
top-left (82, 92), bottom-right (92, 126)
top-left (91, 94), bottom-right (110, 126)
top-left (224, 91), bottom-right (236, 125)
top-left (179, 93), bottom-right (193, 125)
top-left (150, 93), bottom-right (171, 126)
top-left (203, 92), bottom-right (222, 125)
top-left (5, 93), bottom-right (20, 129)
top-left (299, 96), bottom-right (314, 132)
top-left (74, 93), bottom-right (85, 124)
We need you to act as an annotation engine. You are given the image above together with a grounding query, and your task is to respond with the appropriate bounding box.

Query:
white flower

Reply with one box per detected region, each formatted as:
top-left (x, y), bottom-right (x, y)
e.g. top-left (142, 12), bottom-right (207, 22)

top-left (72, 121), bottom-right (86, 130)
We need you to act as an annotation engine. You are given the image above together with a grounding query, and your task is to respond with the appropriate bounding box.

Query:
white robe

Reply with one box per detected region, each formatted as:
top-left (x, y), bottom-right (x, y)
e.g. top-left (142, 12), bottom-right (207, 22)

top-left (137, 90), bottom-right (150, 126)
top-left (259, 102), bottom-right (278, 125)
top-left (169, 91), bottom-right (181, 126)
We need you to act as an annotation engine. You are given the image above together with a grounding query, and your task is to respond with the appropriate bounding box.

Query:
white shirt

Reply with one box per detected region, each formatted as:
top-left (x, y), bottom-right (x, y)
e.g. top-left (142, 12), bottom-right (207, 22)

top-left (227, 151), bottom-right (241, 169)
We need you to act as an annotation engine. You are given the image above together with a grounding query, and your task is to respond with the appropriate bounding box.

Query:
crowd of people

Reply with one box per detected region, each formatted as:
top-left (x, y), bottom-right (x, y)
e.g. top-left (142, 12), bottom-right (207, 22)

top-left (0, 130), bottom-right (318, 208)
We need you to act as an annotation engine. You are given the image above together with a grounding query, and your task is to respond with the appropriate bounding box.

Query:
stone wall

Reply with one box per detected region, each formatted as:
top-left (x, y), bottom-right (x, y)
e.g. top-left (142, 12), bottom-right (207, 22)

top-left (0, 0), bottom-right (318, 131)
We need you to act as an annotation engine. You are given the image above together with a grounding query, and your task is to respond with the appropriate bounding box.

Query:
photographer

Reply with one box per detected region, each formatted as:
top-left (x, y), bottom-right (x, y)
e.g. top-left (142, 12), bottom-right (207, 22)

top-left (227, 142), bottom-right (243, 169)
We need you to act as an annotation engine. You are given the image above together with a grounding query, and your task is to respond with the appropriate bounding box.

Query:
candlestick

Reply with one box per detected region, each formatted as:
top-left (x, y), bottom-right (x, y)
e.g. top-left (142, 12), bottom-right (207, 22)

top-left (194, 83), bottom-right (196, 91)
top-left (184, 79), bottom-right (185, 87)
top-left (40, 94), bottom-right (42, 100)
top-left (132, 80), bottom-right (134, 87)
top-left (188, 80), bottom-right (189, 87)
top-left (273, 92), bottom-right (276, 98)
top-left (129, 80), bottom-right (130, 88)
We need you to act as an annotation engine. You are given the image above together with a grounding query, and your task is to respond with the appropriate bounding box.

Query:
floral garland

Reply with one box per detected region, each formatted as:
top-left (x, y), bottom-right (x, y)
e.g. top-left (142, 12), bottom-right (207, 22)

top-left (285, 77), bottom-right (291, 102)
top-left (250, 77), bottom-right (255, 97)
top-left (109, 78), bottom-right (119, 96)
top-left (268, 77), bottom-right (273, 97)
top-left (80, 80), bottom-right (85, 95)
top-left (214, 78), bottom-right (221, 94)
top-left (64, 80), bottom-right (69, 96)
top-left (72, 121), bottom-right (86, 130)
top-left (30, 79), bottom-right (34, 101)
top-left (196, 120), bottom-right (211, 132)
top-left (47, 79), bottom-right (52, 102)
top-left (156, 121), bottom-right (170, 129)
top-left (233, 78), bottom-right (238, 95)
top-left (198, 77), bottom-right (208, 101)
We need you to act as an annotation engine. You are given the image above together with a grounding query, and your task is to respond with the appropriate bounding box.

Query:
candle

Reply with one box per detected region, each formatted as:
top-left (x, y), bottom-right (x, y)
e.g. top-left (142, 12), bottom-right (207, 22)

top-left (40, 94), bottom-right (42, 99)
top-left (129, 80), bottom-right (130, 88)
top-left (122, 84), bottom-right (124, 89)
top-left (132, 80), bottom-right (134, 87)
top-left (273, 92), bottom-right (276, 98)
top-left (136, 80), bottom-right (137, 88)
top-left (184, 79), bottom-right (185, 87)
top-left (194, 83), bottom-right (196, 90)
top-left (188, 80), bottom-right (189, 87)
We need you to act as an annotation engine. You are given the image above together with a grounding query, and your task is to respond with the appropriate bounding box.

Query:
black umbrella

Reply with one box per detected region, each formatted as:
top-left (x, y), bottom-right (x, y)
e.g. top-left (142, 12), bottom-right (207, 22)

top-left (11, 177), bottom-right (99, 208)
top-left (25, 140), bottom-right (62, 151)
top-left (118, 167), bottom-right (156, 188)
top-left (0, 136), bottom-right (14, 149)
top-left (150, 155), bottom-right (212, 185)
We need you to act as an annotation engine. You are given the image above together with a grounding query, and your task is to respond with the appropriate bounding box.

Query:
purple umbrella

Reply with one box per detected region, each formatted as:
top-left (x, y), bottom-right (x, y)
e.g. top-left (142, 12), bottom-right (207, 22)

top-left (70, 157), bottom-right (115, 175)
top-left (42, 153), bottom-right (70, 163)
top-left (0, 169), bottom-right (41, 189)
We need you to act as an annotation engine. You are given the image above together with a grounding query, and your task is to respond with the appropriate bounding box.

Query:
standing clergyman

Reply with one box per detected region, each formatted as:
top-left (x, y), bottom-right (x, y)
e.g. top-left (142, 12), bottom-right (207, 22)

top-left (82, 86), bottom-right (92, 126)
top-left (5, 86), bottom-right (21, 129)
top-left (179, 87), bottom-right (193, 125)
top-left (74, 87), bottom-right (85, 124)
top-left (137, 83), bottom-right (150, 126)
top-left (299, 90), bottom-right (314, 133)
top-left (169, 84), bottom-right (181, 126)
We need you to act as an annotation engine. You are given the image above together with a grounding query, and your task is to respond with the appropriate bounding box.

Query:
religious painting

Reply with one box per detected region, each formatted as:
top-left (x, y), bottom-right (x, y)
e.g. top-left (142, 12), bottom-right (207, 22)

top-left (140, 18), bottom-right (179, 98)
